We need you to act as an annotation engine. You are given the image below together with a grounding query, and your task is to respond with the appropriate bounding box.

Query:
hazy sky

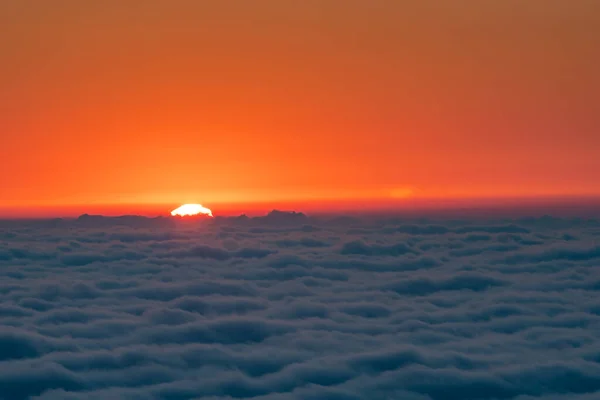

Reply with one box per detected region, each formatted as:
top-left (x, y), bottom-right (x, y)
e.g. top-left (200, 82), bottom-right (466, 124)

top-left (1, 0), bottom-right (599, 214)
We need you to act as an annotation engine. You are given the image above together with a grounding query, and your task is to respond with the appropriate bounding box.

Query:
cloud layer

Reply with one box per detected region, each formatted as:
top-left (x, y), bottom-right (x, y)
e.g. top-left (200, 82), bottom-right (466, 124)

top-left (1, 212), bottom-right (600, 399)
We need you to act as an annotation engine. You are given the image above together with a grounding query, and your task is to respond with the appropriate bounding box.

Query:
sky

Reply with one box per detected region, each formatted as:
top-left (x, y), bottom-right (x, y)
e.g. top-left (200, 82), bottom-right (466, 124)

top-left (1, 0), bottom-right (599, 216)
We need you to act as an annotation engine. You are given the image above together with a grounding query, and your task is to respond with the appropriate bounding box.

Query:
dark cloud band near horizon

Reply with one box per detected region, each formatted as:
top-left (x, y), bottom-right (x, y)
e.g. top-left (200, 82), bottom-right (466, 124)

top-left (1, 212), bottom-right (600, 399)
top-left (2, 196), bottom-right (600, 220)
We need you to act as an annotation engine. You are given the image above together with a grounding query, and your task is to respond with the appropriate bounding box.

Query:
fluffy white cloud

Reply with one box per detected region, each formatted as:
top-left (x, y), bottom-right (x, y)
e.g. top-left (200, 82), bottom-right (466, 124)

top-left (0, 213), bottom-right (599, 399)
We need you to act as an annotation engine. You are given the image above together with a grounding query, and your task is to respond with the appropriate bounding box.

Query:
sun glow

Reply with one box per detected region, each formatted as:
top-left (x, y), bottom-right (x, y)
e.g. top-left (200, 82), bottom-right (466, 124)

top-left (171, 204), bottom-right (213, 217)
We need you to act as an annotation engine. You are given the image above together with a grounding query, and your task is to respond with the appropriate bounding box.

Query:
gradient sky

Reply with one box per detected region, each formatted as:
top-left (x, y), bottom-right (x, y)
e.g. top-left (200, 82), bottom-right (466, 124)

top-left (1, 1), bottom-right (599, 216)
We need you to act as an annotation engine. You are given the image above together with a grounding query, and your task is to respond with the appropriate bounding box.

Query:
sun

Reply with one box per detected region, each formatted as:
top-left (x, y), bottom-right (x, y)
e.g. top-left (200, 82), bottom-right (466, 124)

top-left (171, 204), bottom-right (213, 217)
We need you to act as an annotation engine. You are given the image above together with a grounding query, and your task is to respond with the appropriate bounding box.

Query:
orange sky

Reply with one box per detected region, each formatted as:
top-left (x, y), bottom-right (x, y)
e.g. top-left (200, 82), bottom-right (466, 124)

top-left (1, 1), bottom-right (599, 216)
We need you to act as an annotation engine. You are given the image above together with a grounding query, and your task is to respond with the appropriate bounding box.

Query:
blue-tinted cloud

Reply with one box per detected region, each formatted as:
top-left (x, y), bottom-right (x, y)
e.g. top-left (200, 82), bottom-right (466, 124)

top-left (0, 214), bottom-right (599, 399)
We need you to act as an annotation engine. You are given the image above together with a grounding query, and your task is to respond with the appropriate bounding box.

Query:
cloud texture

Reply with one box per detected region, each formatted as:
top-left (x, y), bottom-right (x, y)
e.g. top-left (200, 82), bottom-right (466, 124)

top-left (1, 212), bottom-right (600, 399)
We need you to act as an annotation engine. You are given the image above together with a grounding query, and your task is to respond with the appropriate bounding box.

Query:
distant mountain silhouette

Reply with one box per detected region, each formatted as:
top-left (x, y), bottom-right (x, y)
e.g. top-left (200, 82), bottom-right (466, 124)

top-left (66, 210), bottom-right (310, 229)
top-left (75, 214), bottom-right (175, 228)
top-left (212, 210), bottom-right (308, 226)
top-left (258, 210), bottom-right (307, 224)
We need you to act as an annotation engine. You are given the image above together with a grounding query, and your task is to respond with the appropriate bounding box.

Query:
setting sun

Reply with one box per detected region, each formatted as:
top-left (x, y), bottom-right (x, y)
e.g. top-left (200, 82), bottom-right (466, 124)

top-left (171, 204), bottom-right (213, 217)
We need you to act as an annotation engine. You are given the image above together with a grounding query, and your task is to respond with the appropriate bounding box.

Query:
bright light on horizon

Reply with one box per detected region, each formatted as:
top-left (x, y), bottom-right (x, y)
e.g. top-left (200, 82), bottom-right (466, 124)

top-left (171, 204), bottom-right (213, 217)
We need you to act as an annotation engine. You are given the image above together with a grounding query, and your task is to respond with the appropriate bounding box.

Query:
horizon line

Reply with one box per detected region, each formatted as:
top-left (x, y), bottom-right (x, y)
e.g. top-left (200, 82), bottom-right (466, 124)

top-left (1, 194), bottom-right (600, 220)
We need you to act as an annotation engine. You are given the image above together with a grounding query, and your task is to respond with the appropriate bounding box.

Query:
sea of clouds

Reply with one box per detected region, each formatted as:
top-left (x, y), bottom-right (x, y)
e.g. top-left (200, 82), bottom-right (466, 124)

top-left (1, 210), bottom-right (600, 399)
